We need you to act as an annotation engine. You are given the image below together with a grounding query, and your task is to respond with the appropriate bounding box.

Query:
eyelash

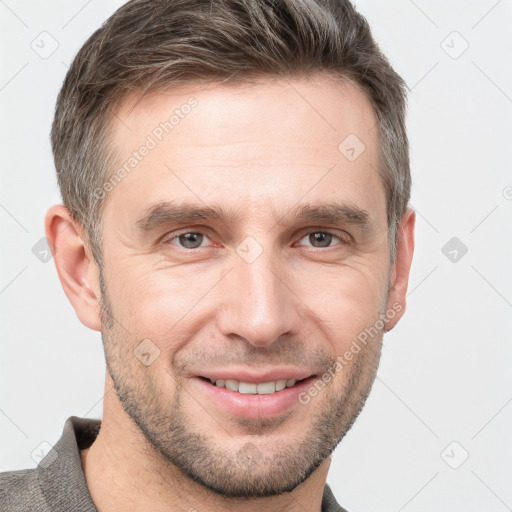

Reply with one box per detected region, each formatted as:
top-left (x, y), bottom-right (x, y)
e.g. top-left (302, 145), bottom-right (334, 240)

top-left (161, 229), bottom-right (350, 250)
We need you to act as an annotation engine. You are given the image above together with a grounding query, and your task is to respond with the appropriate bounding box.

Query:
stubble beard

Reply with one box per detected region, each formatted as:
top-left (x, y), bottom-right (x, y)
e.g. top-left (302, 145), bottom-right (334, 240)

top-left (98, 270), bottom-right (383, 498)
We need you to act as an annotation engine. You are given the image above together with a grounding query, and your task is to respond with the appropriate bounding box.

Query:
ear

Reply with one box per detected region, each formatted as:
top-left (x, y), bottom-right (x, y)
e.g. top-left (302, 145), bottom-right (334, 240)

top-left (385, 206), bottom-right (415, 331)
top-left (45, 205), bottom-right (102, 331)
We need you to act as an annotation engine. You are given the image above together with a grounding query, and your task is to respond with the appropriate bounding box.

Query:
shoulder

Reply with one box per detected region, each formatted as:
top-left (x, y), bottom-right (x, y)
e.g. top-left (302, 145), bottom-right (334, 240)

top-left (0, 467), bottom-right (51, 511)
top-left (0, 416), bottom-right (100, 512)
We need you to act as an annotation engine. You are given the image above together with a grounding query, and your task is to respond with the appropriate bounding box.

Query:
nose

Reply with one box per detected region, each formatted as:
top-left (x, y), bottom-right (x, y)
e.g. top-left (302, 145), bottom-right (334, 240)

top-left (216, 248), bottom-right (301, 348)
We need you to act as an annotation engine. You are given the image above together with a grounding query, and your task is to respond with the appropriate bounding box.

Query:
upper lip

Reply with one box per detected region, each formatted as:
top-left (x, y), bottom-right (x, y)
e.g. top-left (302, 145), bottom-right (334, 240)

top-left (197, 368), bottom-right (315, 384)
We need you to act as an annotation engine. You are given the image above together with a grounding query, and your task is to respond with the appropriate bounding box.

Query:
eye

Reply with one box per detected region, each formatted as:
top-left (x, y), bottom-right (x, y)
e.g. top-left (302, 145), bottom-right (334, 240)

top-left (162, 229), bottom-right (348, 251)
top-left (297, 231), bottom-right (348, 248)
top-left (165, 231), bottom-right (210, 250)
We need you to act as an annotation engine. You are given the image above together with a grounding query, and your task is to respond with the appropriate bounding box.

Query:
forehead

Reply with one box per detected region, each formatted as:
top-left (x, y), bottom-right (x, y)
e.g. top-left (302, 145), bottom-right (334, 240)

top-left (112, 74), bottom-right (377, 153)
top-left (104, 74), bottom-right (384, 228)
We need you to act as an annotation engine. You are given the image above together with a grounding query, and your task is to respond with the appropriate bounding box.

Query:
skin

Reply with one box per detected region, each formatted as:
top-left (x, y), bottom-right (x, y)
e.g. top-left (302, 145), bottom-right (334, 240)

top-left (46, 74), bottom-right (415, 512)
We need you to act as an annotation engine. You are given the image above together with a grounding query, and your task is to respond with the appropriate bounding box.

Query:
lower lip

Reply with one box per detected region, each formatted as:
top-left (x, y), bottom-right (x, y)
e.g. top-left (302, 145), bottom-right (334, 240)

top-left (192, 377), bottom-right (316, 419)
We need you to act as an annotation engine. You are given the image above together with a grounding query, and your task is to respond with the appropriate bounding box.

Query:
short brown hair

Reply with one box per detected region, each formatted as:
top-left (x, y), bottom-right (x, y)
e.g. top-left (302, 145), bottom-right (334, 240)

top-left (51, 0), bottom-right (410, 265)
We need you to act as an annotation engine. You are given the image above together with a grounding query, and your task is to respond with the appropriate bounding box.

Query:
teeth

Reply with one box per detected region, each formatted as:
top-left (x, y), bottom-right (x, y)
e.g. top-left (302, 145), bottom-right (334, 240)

top-left (275, 379), bottom-right (286, 391)
top-left (239, 382), bottom-right (257, 394)
top-left (211, 378), bottom-right (299, 394)
top-left (225, 380), bottom-right (238, 391)
top-left (257, 382), bottom-right (275, 394)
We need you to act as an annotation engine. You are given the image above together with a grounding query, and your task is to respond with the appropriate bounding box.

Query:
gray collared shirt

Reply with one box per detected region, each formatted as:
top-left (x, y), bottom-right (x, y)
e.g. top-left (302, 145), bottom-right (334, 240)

top-left (0, 416), bottom-right (347, 511)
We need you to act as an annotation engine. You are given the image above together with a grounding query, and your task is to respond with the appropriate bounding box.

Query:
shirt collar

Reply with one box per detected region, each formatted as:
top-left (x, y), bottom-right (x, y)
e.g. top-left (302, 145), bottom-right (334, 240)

top-left (36, 416), bottom-right (99, 512)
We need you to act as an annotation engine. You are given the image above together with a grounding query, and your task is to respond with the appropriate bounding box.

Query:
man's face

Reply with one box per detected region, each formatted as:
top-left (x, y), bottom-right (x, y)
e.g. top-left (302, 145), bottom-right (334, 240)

top-left (99, 75), bottom-right (392, 497)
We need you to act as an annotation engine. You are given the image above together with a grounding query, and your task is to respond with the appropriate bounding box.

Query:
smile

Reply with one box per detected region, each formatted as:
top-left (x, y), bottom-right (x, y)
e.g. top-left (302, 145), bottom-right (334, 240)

top-left (193, 373), bottom-right (316, 419)
top-left (208, 378), bottom-right (301, 395)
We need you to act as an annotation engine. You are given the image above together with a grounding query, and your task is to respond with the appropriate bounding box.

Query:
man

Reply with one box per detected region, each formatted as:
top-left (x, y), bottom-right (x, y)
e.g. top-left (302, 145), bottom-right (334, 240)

top-left (0, 0), bottom-right (415, 510)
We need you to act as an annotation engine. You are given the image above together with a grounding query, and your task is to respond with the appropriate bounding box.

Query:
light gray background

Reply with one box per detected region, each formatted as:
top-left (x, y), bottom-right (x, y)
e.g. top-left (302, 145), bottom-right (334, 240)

top-left (1, 1), bottom-right (511, 510)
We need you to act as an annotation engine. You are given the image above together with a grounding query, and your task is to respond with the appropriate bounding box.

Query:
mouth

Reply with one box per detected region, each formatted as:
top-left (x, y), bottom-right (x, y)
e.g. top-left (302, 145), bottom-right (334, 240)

top-left (192, 372), bottom-right (317, 419)
top-left (199, 376), bottom-right (307, 395)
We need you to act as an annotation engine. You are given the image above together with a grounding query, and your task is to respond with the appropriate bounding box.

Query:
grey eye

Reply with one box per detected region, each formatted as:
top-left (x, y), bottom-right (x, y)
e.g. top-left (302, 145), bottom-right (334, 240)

top-left (302, 232), bottom-right (335, 248)
top-left (177, 232), bottom-right (205, 249)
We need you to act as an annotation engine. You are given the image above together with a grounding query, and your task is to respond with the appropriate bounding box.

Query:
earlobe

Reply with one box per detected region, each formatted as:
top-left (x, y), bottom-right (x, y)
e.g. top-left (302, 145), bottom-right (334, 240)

top-left (45, 205), bottom-right (102, 332)
top-left (385, 207), bottom-right (416, 331)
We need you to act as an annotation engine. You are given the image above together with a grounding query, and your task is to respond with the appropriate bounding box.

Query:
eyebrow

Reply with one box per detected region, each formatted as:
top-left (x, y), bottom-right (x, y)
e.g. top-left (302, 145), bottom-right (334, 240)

top-left (136, 199), bottom-right (373, 233)
top-left (137, 201), bottom-right (243, 232)
top-left (281, 202), bottom-right (372, 230)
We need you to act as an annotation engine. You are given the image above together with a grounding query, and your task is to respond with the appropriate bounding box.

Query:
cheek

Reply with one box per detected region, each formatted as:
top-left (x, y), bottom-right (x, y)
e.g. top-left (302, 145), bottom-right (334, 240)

top-left (288, 270), bottom-right (388, 373)
top-left (105, 263), bottom-right (224, 350)
top-left (294, 260), bottom-right (388, 328)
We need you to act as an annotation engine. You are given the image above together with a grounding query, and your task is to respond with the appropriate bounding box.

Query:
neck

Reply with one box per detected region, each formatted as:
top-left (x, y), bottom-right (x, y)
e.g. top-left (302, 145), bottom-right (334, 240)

top-left (81, 376), bottom-right (330, 512)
